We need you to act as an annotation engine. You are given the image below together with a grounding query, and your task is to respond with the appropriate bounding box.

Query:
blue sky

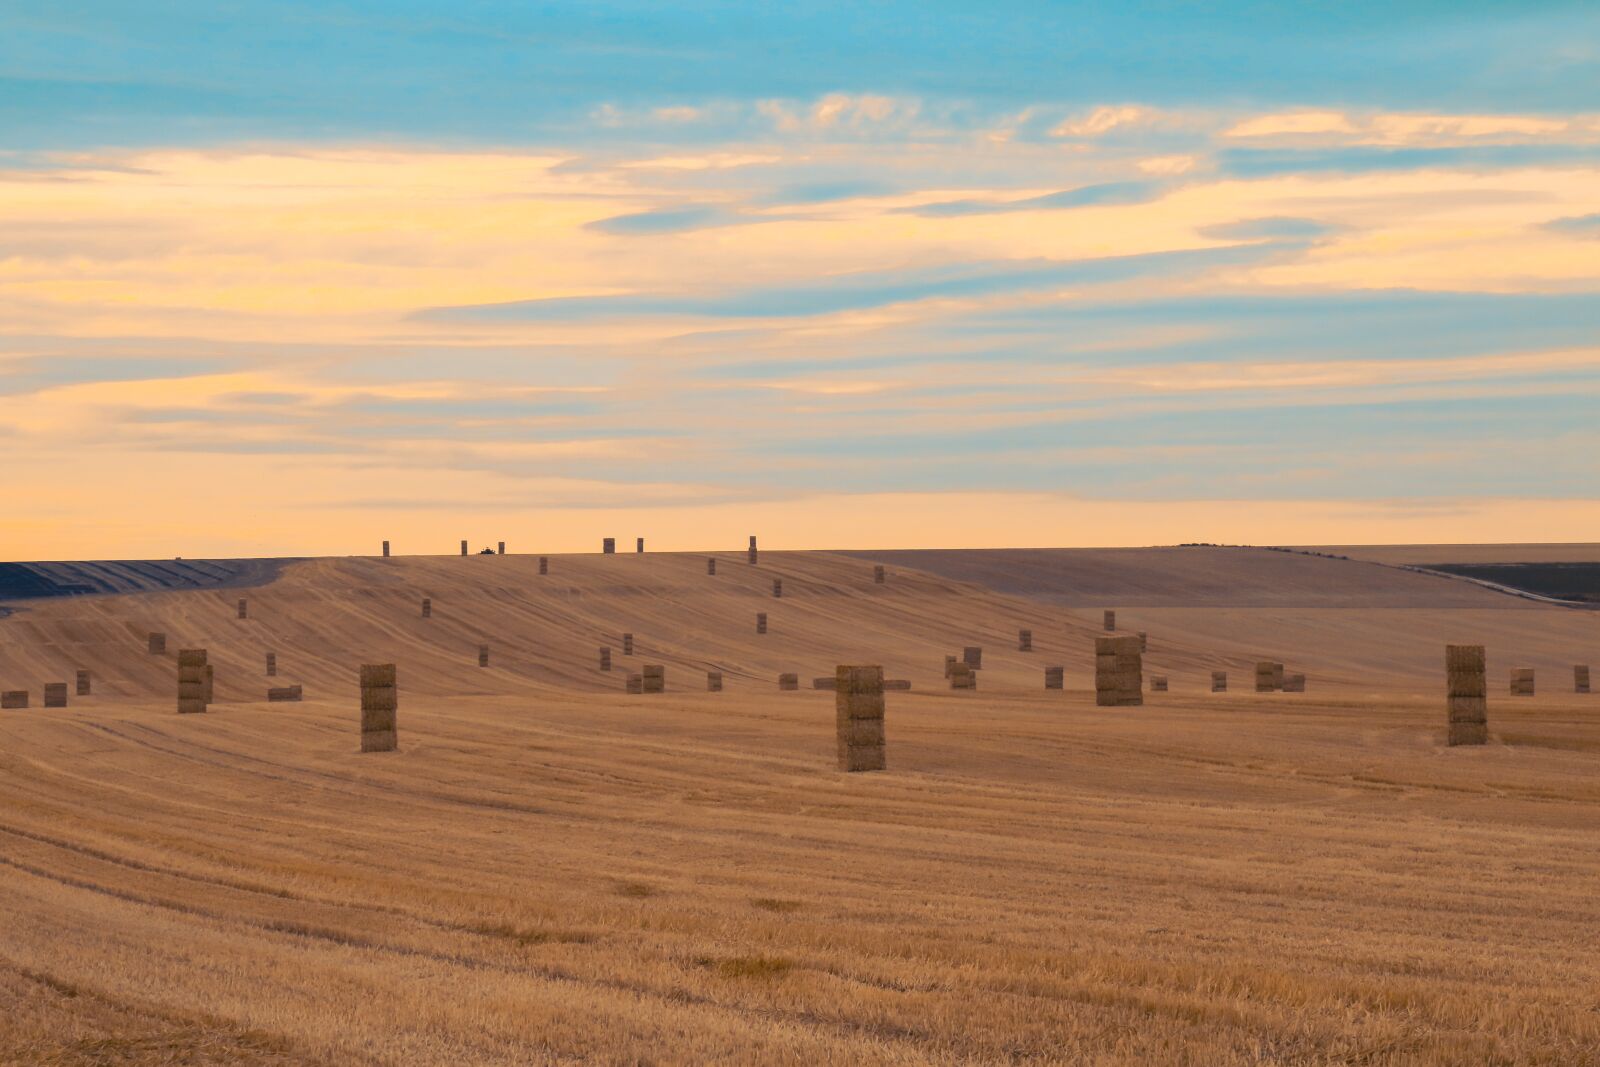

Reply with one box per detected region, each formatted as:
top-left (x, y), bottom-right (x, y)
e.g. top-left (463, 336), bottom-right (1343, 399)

top-left (0, 2), bottom-right (1597, 555)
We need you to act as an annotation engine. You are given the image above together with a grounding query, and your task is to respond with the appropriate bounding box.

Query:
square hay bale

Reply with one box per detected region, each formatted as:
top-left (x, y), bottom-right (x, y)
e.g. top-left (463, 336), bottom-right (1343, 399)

top-left (75, 670), bottom-right (91, 696)
top-left (949, 662), bottom-right (976, 690)
top-left (539, 556), bottom-right (549, 575)
top-left (1510, 668), bottom-right (1535, 696)
top-left (874, 565), bottom-right (885, 584)
top-left (772, 579), bottom-right (783, 598)
top-left (382, 540), bottom-right (390, 557)
top-left (748, 535), bottom-right (758, 565)
top-left (267, 686), bottom-right (303, 702)
top-left (1254, 661), bottom-right (1278, 693)
top-left (1149, 675), bottom-right (1168, 693)
top-left (1103, 610), bottom-right (1115, 632)
top-left (1577, 665), bottom-right (1591, 694)
top-left (707, 671), bottom-right (723, 692)
top-left (1018, 629), bottom-right (1032, 652)
top-left (883, 679), bottom-right (912, 691)
top-left (43, 683), bottom-right (67, 708)
top-left (266, 652), bottom-right (277, 676)
top-left (756, 612), bottom-right (767, 635)
top-left (360, 663), bottom-right (396, 688)
top-left (626, 673), bottom-right (643, 694)
top-left (1448, 670), bottom-right (1487, 698)
top-left (1448, 721), bottom-right (1489, 746)
top-left (1211, 670), bottom-right (1227, 692)
top-left (603, 537), bottom-right (615, 554)
top-left (421, 598), bottom-right (432, 618)
top-left (813, 676), bottom-right (838, 691)
top-left (148, 632), bottom-right (166, 655)
top-left (963, 646), bottom-right (982, 670)
top-left (237, 598), bottom-right (248, 619)
top-left (1447, 695), bottom-right (1488, 723)
top-left (778, 673), bottom-right (799, 691)
top-left (1283, 673), bottom-right (1306, 693)
top-left (642, 664), bottom-right (665, 694)
top-left (599, 646), bottom-right (612, 671)
top-left (478, 644), bottom-right (489, 668)
top-left (1446, 644), bottom-right (1486, 673)
top-left (1044, 666), bottom-right (1064, 689)
top-left (838, 745), bottom-right (887, 772)
top-left (707, 557), bottom-right (717, 576)
top-left (1, 691), bottom-right (28, 709)
top-left (623, 633), bottom-right (634, 656)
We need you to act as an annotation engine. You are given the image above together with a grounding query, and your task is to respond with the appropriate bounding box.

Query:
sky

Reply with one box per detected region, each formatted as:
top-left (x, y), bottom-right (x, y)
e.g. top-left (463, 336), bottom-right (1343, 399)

top-left (2, 1), bottom-right (1598, 558)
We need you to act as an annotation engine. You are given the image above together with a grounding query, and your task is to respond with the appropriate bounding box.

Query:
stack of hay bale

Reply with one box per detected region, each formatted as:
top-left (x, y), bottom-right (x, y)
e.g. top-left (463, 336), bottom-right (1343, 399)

top-left (1254, 661), bottom-right (1284, 693)
top-left (1, 691), bottom-right (28, 708)
top-left (1510, 668), bottom-right (1535, 696)
top-left (707, 671), bottom-right (723, 692)
top-left (598, 646), bottom-right (612, 671)
top-left (778, 673), bottom-right (798, 691)
top-left (636, 537), bottom-right (644, 553)
top-left (641, 665), bottom-right (665, 694)
top-left (421, 598), bottom-right (432, 618)
top-left (266, 652), bottom-right (276, 677)
top-left (75, 670), bottom-right (91, 696)
top-left (873, 565), bottom-right (885, 584)
top-left (1138, 631), bottom-right (1147, 652)
top-left (267, 685), bottom-right (303, 702)
top-left (498, 541), bottom-right (506, 554)
top-left (1103, 610), bottom-right (1115, 632)
top-left (949, 663), bottom-right (976, 690)
top-left (177, 649), bottom-right (208, 715)
top-left (461, 540), bottom-right (469, 556)
top-left (382, 540), bottom-right (391, 557)
top-left (1044, 666), bottom-right (1064, 690)
top-left (836, 665), bottom-right (886, 773)
top-left (539, 556), bottom-right (549, 575)
top-left (238, 598), bottom-right (248, 619)
top-left (1283, 673), bottom-right (1306, 692)
top-left (756, 612), bottom-right (767, 635)
top-left (772, 579), bottom-right (783, 598)
top-left (1094, 636), bottom-right (1142, 707)
top-left (1577, 665), bottom-right (1592, 694)
top-left (360, 664), bottom-right (398, 751)
top-left (1149, 675), bottom-right (1168, 693)
top-left (748, 536), bottom-right (758, 565)
top-left (1018, 629), bottom-right (1032, 652)
top-left (43, 683), bottom-right (67, 708)
top-left (149, 632), bottom-right (166, 655)
top-left (963, 647), bottom-right (983, 671)
top-left (603, 538), bottom-right (616, 554)
top-left (625, 673), bottom-right (643, 694)
top-left (707, 557), bottom-right (716, 575)
top-left (1211, 670), bottom-right (1227, 693)
top-left (1446, 644), bottom-right (1488, 746)
top-left (623, 633), bottom-right (634, 656)
top-left (478, 644), bottom-right (489, 668)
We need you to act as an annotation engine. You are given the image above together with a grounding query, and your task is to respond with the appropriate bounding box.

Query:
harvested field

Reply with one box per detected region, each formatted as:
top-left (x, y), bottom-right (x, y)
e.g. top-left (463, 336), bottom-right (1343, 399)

top-left (2, 548), bottom-right (1599, 1065)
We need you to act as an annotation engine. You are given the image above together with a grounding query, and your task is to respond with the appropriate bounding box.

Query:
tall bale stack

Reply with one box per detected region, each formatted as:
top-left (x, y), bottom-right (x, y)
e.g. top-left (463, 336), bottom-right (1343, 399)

top-left (1149, 675), bottom-right (1168, 693)
top-left (1044, 666), bottom-right (1064, 690)
top-left (360, 664), bottom-right (398, 752)
top-left (949, 662), bottom-right (976, 689)
top-left (756, 612), bottom-right (767, 635)
top-left (707, 671), bottom-right (723, 692)
top-left (623, 633), bottom-right (634, 656)
top-left (148, 632), bottom-right (166, 655)
top-left (498, 541), bottom-right (505, 555)
top-left (1018, 629), bottom-right (1032, 652)
top-left (237, 598), bottom-right (248, 619)
top-left (599, 646), bottom-right (612, 671)
top-left (1283, 673), bottom-right (1306, 693)
top-left (177, 649), bottom-right (208, 715)
top-left (873, 565), bottom-right (885, 584)
top-left (421, 598), bottom-right (432, 618)
top-left (75, 670), bottom-right (91, 696)
top-left (772, 579), bottom-right (783, 598)
top-left (836, 665), bottom-right (886, 772)
top-left (265, 652), bottom-right (276, 677)
top-left (1510, 668), bottom-right (1535, 696)
top-left (1138, 631), bottom-right (1147, 652)
top-left (1446, 644), bottom-right (1488, 746)
top-left (267, 685), bottom-right (303, 702)
top-left (1254, 661), bottom-right (1279, 693)
top-left (1577, 665), bottom-right (1592, 694)
top-left (1094, 635), bottom-right (1142, 707)
top-left (748, 535), bottom-right (758, 565)
top-left (1211, 671), bottom-right (1227, 693)
top-left (382, 540), bottom-right (390, 557)
top-left (478, 644), bottom-right (489, 668)
top-left (1, 691), bottom-right (28, 709)
top-left (539, 556), bottom-right (548, 575)
top-left (641, 665), bottom-right (665, 694)
top-left (1103, 610), bottom-right (1115, 632)
top-left (707, 557), bottom-right (717, 576)
top-left (460, 540), bottom-right (468, 556)
top-left (43, 683), bottom-right (67, 708)
top-left (778, 673), bottom-right (799, 691)
top-left (636, 537), bottom-right (645, 553)
top-left (603, 538), bottom-right (616, 554)
top-left (963, 646), bottom-right (983, 670)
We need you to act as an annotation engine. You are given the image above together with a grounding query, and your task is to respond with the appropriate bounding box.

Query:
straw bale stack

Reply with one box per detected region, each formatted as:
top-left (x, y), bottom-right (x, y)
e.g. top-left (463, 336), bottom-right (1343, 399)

top-left (778, 673), bottom-right (799, 691)
top-left (460, 540), bottom-right (468, 556)
top-left (498, 541), bottom-right (505, 555)
top-left (1044, 666), bottom-right (1064, 690)
top-left (836, 665), bottom-right (886, 772)
top-left (360, 664), bottom-right (398, 751)
top-left (1138, 631), bottom-right (1147, 652)
top-left (237, 598), bottom-right (248, 619)
top-left (267, 686), bottom-right (302, 702)
top-left (75, 669), bottom-right (91, 696)
top-left (949, 662), bottom-right (976, 690)
top-left (1018, 629), bottom-right (1032, 652)
top-left (626, 674), bottom-right (643, 694)
top-left (1211, 670), bottom-right (1227, 693)
top-left (1, 691), bottom-right (27, 709)
top-left (772, 578), bottom-right (783, 598)
top-left (599, 646), bottom-right (612, 671)
top-left (421, 598), bottom-right (432, 618)
top-left (1283, 673), bottom-right (1306, 693)
top-left (1510, 668), bottom-right (1535, 696)
top-left (623, 633), bottom-right (634, 656)
top-left (963, 646), bottom-right (983, 670)
top-left (884, 679), bottom-right (911, 691)
top-left (1095, 635), bottom-right (1142, 707)
top-left (478, 644), bottom-right (489, 668)
top-left (148, 632), bottom-right (166, 655)
top-left (43, 683), bottom-right (67, 708)
top-left (603, 538), bottom-right (616, 554)
top-left (1446, 644), bottom-right (1488, 746)
top-left (1149, 675), bottom-right (1168, 693)
top-left (265, 652), bottom-right (277, 677)
top-left (539, 556), bottom-right (548, 575)
top-left (636, 537), bottom-right (644, 553)
top-left (1254, 661), bottom-right (1282, 693)
top-left (873, 565), bottom-right (885, 584)
top-left (641, 664), bottom-right (665, 694)
top-left (1577, 665), bottom-right (1591, 694)
top-left (707, 671), bottom-right (723, 692)
top-left (177, 649), bottom-right (208, 715)
top-left (812, 676), bottom-right (837, 691)
top-left (382, 540), bottom-right (390, 557)
top-left (1103, 610), bottom-right (1115, 632)
top-left (707, 557), bottom-right (716, 576)
top-left (756, 612), bottom-right (767, 635)
top-left (748, 535), bottom-right (758, 565)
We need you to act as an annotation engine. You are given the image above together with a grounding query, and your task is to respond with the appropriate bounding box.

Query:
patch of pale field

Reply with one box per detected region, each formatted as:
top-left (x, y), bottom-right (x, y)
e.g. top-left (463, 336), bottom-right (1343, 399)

top-left (1, 549), bottom-right (1598, 1064)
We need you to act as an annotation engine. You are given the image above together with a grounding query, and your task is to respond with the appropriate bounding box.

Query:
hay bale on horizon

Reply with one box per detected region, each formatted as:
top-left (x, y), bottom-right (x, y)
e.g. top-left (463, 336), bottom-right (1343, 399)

top-left (498, 541), bottom-right (505, 555)
top-left (636, 537), bottom-right (645, 554)
top-left (43, 682), bottom-right (67, 708)
top-left (748, 535), bottom-right (758, 565)
top-left (1, 691), bottom-right (28, 709)
top-left (360, 663), bottom-right (398, 752)
top-left (1044, 666), bottom-right (1064, 690)
top-left (382, 540), bottom-right (390, 557)
top-left (836, 664), bottom-right (886, 773)
top-left (460, 540), bottom-right (468, 556)
top-left (1095, 635), bottom-right (1142, 707)
top-left (75, 669), bottom-right (91, 696)
top-left (603, 537), bottom-right (616, 554)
